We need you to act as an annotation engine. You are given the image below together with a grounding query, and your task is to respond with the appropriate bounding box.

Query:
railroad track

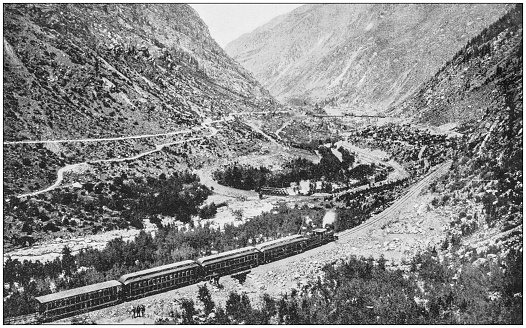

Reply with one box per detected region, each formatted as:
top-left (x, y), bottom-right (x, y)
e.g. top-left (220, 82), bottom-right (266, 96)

top-left (337, 160), bottom-right (452, 240)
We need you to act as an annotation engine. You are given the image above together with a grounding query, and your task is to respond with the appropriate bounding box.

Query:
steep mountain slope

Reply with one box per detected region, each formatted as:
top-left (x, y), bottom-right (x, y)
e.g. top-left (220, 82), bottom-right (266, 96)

top-left (3, 4), bottom-right (276, 195)
top-left (226, 4), bottom-right (510, 111)
top-left (4, 4), bottom-right (273, 142)
top-left (397, 5), bottom-right (522, 251)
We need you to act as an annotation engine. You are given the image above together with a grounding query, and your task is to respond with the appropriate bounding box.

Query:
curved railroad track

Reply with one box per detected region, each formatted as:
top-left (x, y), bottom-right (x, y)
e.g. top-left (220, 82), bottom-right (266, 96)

top-left (337, 160), bottom-right (452, 240)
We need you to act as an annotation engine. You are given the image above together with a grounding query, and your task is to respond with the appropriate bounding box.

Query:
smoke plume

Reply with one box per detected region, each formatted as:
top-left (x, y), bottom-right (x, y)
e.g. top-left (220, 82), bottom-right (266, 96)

top-left (322, 210), bottom-right (337, 227)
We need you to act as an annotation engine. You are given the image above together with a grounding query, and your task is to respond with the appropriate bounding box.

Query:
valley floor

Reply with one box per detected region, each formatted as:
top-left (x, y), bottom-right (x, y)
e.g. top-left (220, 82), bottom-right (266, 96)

top-left (54, 160), bottom-right (451, 324)
top-left (3, 139), bottom-right (394, 263)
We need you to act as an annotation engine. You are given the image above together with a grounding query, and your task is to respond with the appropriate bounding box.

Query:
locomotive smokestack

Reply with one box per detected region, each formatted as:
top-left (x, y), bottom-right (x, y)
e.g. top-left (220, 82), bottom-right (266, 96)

top-left (322, 210), bottom-right (337, 228)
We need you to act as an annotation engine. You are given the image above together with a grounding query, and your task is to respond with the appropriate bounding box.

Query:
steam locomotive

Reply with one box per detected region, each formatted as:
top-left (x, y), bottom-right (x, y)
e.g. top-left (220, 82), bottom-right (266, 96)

top-left (33, 227), bottom-right (337, 323)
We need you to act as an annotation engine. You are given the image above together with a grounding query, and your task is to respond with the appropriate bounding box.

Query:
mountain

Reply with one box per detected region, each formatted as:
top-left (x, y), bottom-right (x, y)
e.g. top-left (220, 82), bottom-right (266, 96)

top-left (3, 4), bottom-right (276, 195)
top-left (226, 4), bottom-right (511, 112)
top-left (4, 4), bottom-right (274, 142)
top-left (394, 5), bottom-right (522, 128)
top-left (397, 4), bottom-right (522, 250)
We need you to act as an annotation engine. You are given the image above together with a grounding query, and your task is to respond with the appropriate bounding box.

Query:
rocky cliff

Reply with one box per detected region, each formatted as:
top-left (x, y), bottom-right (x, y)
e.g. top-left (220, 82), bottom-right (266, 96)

top-left (226, 4), bottom-right (510, 112)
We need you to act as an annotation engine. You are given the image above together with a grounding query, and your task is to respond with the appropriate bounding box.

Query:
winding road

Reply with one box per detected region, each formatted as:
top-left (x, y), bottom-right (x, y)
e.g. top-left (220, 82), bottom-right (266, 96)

top-left (3, 129), bottom-right (195, 145)
top-left (15, 121), bottom-right (220, 199)
top-left (275, 119), bottom-right (293, 140)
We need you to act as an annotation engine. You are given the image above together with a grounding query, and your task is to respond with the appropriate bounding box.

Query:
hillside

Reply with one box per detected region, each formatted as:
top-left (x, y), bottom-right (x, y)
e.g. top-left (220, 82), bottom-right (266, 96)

top-left (4, 4), bottom-right (274, 141)
top-left (226, 4), bottom-right (510, 111)
top-left (3, 4), bottom-right (276, 195)
top-left (397, 4), bottom-right (523, 252)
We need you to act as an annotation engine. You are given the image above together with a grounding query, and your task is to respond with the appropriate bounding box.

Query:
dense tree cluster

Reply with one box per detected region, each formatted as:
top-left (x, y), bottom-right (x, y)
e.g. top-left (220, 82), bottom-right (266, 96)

top-left (213, 146), bottom-right (360, 190)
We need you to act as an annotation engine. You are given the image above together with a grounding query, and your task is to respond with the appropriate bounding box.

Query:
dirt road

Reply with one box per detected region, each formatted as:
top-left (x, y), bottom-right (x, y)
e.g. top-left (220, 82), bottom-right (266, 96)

top-left (4, 129), bottom-right (194, 145)
top-left (17, 137), bottom-right (205, 199)
top-left (16, 119), bottom-right (222, 198)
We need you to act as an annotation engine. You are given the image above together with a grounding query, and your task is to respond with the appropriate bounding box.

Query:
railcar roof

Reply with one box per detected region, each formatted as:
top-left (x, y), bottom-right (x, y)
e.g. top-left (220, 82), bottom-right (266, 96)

top-left (35, 280), bottom-right (122, 304)
top-left (196, 246), bottom-right (257, 265)
top-left (255, 235), bottom-right (307, 251)
top-left (121, 268), bottom-right (197, 285)
top-left (120, 260), bottom-right (198, 283)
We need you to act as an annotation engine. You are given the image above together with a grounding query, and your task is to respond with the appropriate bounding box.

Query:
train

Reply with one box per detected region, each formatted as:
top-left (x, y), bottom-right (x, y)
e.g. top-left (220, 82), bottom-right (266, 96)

top-left (32, 227), bottom-right (337, 323)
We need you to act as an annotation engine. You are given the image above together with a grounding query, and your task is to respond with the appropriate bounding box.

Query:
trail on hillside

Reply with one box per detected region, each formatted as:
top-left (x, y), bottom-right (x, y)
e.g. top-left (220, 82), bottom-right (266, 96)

top-left (275, 119), bottom-right (293, 140)
top-left (17, 137), bottom-right (206, 199)
top-left (15, 120), bottom-right (221, 198)
top-left (4, 129), bottom-right (195, 145)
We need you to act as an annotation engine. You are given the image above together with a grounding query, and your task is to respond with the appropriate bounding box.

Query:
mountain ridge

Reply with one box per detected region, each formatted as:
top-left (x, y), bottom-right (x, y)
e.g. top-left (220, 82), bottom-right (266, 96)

top-left (226, 4), bottom-right (511, 111)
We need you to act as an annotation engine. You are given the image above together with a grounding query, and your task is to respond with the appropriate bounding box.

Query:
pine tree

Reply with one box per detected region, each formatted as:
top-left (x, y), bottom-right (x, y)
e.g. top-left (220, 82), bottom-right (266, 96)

top-left (197, 284), bottom-right (215, 315)
top-left (61, 246), bottom-right (76, 277)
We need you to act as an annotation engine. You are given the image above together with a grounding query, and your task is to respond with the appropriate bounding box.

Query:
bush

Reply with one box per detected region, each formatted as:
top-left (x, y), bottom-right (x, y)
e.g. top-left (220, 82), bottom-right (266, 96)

top-left (180, 298), bottom-right (196, 324)
top-left (197, 284), bottom-right (214, 315)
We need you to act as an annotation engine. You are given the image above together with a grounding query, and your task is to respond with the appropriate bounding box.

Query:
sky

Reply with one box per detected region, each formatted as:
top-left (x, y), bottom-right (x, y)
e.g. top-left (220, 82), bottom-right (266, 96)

top-left (191, 4), bottom-right (303, 49)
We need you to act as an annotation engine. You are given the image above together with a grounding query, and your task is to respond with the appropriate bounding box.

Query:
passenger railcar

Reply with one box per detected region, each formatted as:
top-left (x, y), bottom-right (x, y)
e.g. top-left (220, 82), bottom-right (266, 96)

top-left (119, 260), bottom-right (200, 301)
top-left (255, 235), bottom-right (308, 263)
top-left (35, 280), bottom-right (122, 323)
top-left (196, 246), bottom-right (259, 281)
top-left (31, 228), bottom-right (338, 323)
